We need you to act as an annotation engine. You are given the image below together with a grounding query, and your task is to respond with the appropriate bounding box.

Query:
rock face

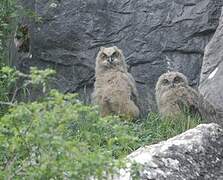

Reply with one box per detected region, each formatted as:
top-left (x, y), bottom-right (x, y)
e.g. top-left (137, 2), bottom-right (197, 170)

top-left (12, 0), bottom-right (223, 114)
top-left (115, 123), bottom-right (223, 180)
top-left (199, 7), bottom-right (223, 112)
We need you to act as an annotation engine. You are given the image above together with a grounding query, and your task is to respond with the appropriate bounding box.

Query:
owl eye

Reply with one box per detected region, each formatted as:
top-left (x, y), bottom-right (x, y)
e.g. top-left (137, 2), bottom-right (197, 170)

top-left (174, 76), bottom-right (182, 84)
top-left (162, 79), bottom-right (170, 85)
top-left (112, 51), bottom-right (119, 58)
top-left (100, 53), bottom-right (107, 59)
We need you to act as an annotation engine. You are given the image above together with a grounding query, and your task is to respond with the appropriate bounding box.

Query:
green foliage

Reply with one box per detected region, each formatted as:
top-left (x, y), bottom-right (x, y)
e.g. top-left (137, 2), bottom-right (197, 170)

top-left (0, 67), bottom-right (201, 179)
top-left (0, 66), bottom-right (18, 115)
top-left (130, 162), bottom-right (144, 180)
top-left (0, 91), bottom-right (125, 179)
top-left (0, 66), bottom-right (55, 116)
top-left (139, 113), bottom-right (201, 145)
top-left (0, 88), bottom-right (201, 179)
top-left (0, 0), bottom-right (40, 64)
top-left (0, 0), bottom-right (20, 114)
top-left (19, 67), bottom-right (56, 93)
top-left (0, 0), bottom-right (18, 63)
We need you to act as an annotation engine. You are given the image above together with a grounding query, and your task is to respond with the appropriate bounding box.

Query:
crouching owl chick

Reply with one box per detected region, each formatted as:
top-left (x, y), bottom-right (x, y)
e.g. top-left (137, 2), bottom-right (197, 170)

top-left (155, 71), bottom-right (218, 121)
top-left (92, 46), bottom-right (139, 120)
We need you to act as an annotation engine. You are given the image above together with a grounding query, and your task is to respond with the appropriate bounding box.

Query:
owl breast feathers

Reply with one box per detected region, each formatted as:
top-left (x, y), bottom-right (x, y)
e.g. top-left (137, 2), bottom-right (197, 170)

top-left (92, 46), bottom-right (139, 120)
top-left (155, 71), bottom-right (218, 122)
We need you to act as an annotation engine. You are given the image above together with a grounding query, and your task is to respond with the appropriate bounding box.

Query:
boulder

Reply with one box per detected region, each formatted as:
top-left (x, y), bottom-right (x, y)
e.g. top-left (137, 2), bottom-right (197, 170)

top-left (115, 123), bottom-right (223, 180)
top-left (199, 7), bottom-right (223, 113)
top-left (11, 0), bottom-right (223, 114)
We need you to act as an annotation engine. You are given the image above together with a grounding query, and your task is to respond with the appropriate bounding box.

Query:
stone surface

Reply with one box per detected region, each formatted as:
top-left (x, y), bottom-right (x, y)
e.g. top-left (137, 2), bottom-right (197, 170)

top-left (115, 123), bottom-right (223, 180)
top-left (11, 0), bottom-right (223, 114)
top-left (199, 7), bottom-right (223, 112)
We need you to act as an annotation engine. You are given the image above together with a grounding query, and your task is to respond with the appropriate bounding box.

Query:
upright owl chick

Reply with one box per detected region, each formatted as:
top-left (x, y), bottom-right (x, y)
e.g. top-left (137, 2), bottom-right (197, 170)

top-left (92, 46), bottom-right (139, 120)
top-left (155, 71), bottom-right (218, 121)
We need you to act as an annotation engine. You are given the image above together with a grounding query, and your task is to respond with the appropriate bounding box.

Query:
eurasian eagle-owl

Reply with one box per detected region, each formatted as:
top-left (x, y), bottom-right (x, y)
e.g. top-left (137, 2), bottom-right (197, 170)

top-left (155, 71), bottom-right (217, 121)
top-left (92, 46), bottom-right (139, 120)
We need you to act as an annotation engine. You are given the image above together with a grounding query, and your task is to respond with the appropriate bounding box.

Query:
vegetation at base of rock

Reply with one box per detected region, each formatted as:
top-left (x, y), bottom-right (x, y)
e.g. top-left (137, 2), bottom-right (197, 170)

top-left (0, 66), bottom-right (55, 116)
top-left (0, 0), bottom-right (20, 115)
top-left (0, 0), bottom-right (18, 64)
top-left (0, 86), bottom-right (201, 179)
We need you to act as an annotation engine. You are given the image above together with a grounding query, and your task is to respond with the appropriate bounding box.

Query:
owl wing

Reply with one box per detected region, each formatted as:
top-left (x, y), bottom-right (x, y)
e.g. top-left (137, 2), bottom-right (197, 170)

top-left (126, 73), bottom-right (139, 106)
top-left (176, 87), bottom-right (219, 122)
top-left (175, 87), bottom-right (202, 118)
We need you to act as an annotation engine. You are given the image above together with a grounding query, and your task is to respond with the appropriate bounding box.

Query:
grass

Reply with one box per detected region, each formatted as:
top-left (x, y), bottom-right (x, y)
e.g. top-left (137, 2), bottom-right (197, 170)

top-left (0, 90), bottom-right (202, 179)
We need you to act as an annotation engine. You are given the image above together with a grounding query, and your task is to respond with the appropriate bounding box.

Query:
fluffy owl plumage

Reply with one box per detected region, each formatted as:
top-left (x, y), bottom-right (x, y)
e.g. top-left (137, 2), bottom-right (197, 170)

top-left (92, 46), bottom-right (139, 119)
top-left (155, 71), bottom-right (218, 121)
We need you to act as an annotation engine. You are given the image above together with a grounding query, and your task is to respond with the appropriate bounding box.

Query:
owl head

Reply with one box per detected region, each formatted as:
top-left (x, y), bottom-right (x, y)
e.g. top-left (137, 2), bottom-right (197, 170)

top-left (156, 71), bottom-right (188, 96)
top-left (95, 46), bottom-right (127, 74)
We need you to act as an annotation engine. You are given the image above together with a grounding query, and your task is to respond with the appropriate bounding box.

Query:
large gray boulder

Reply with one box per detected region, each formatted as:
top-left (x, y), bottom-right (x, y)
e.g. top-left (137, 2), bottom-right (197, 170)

top-left (11, 0), bottom-right (223, 114)
top-left (115, 123), bottom-right (223, 180)
top-left (199, 7), bottom-right (223, 112)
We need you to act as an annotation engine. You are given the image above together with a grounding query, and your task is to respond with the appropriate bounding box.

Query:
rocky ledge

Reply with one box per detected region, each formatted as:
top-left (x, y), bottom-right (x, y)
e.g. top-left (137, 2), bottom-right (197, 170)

top-left (115, 123), bottom-right (223, 180)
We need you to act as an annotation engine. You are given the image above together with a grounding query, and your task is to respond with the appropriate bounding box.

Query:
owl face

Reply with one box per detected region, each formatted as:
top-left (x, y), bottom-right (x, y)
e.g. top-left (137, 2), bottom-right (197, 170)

top-left (96, 46), bottom-right (127, 72)
top-left (156, 72), bottom-right (188, 95)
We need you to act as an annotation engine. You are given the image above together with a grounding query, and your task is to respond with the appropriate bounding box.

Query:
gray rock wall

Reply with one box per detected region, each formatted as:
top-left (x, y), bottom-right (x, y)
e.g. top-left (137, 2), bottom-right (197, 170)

top-left (115, 123), bottom-right (223, 180)
top-left (199, 7), bottom-right (223, 112)
top-left (12, 0), bottom-right (223, 114)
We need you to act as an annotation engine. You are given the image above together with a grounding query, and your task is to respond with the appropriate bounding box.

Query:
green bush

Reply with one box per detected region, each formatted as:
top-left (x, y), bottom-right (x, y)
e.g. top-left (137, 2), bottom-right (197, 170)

top-left (0, 0), bottom-right (18, 64)
top-left (0, 66), bottom-right (55, 116)
top-left (0, 0), bottom-right (21, 115)
top-left (0, 88), bottom-right (201, 179)
top-left (0, 66), bottom-right (18, 115)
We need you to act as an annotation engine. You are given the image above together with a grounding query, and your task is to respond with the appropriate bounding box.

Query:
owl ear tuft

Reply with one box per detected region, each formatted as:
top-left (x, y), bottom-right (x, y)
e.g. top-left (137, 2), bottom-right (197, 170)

top-left (114, 46), bottom-right (123, 56)
top-left (113, 46), bottom-right (119, 50)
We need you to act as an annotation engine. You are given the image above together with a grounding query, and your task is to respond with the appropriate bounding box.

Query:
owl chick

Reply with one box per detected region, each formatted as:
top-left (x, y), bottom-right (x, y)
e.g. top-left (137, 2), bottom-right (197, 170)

top-left (92, 46), bottom-right (139, 120)
top-left (155, 71), bottom-right (218, 121)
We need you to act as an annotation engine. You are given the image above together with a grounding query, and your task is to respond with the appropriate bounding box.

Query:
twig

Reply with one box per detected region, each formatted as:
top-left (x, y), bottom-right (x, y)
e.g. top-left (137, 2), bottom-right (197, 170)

top-left (0, 101), bottom-right (16, 106)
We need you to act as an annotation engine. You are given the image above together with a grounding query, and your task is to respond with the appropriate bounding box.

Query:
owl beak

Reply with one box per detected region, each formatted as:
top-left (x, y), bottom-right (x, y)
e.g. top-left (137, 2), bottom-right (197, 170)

top-left (171, 83), bottom-right (175, 88)
top-left (108, 57), bottom-right (113, 64)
